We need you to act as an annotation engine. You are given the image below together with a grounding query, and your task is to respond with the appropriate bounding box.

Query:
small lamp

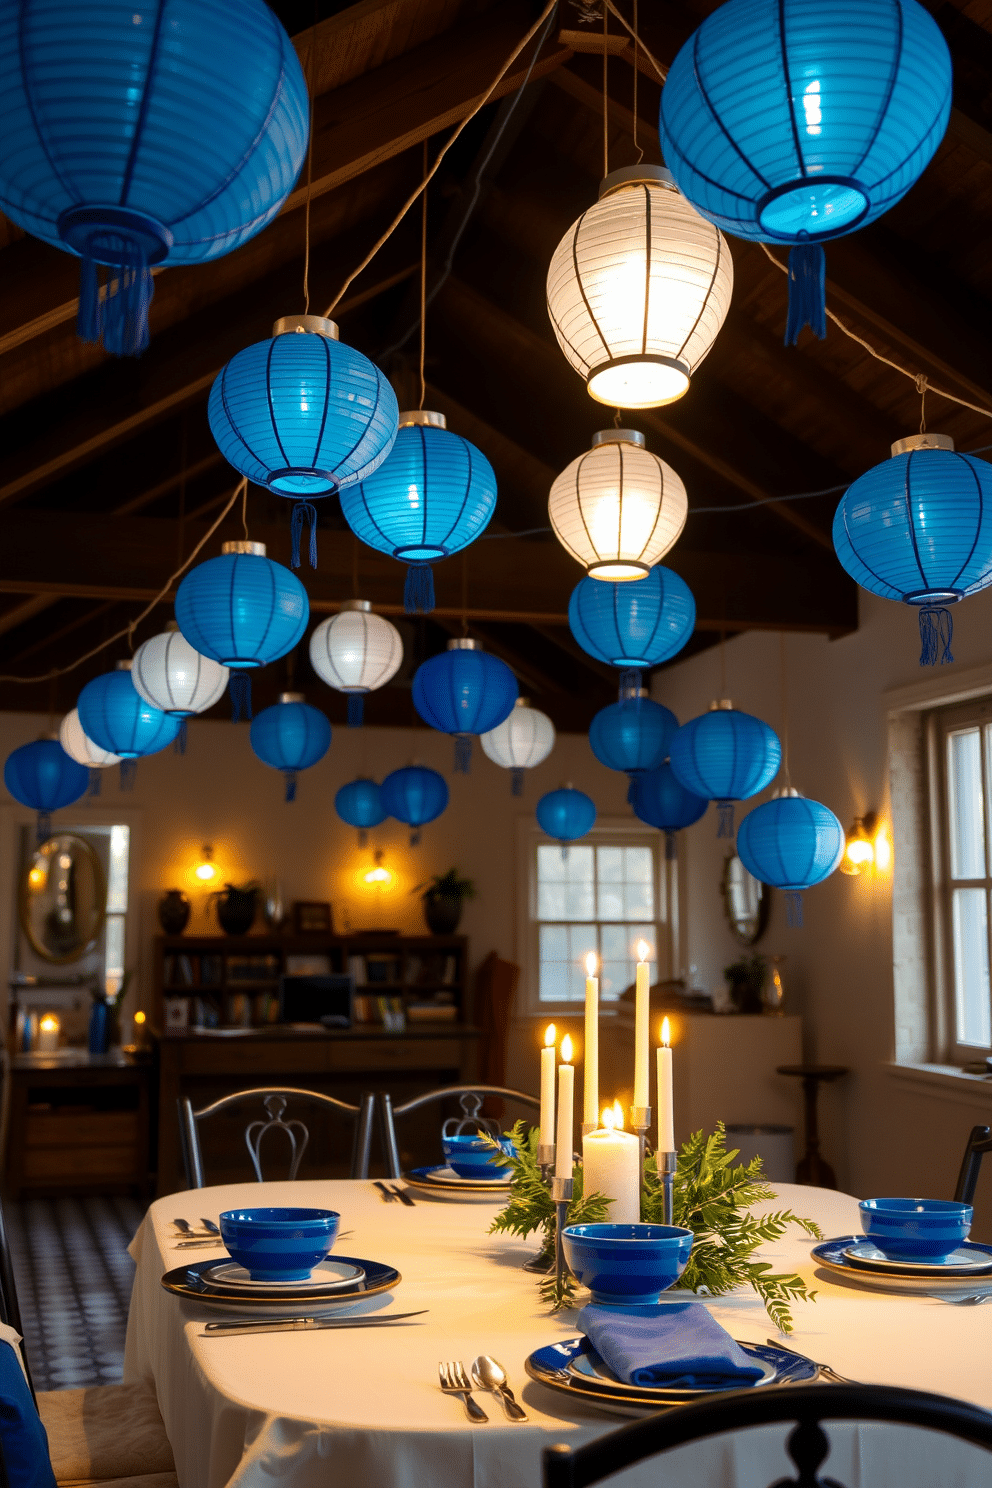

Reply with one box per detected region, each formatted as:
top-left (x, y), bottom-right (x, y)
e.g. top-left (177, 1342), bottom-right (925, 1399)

top-left (193, 846), bottom-right (219, 885)
top-left (840, 811), bottom-right (878, 877)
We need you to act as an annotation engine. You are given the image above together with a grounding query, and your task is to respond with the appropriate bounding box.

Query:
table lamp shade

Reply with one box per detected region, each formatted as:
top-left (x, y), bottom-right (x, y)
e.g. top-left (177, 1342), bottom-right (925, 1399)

top-left (309, 604), bottom-right (403, 727)
top-left (536, 786), bottom-right (597, 844)
top-left (78, 667), bottom-right (181, 759)
top-left (4, 740), bottom-right (89, 835)
top-left (569, 565), bottom-right (695, 668)
top-left (412, 643), bottom-right (518, 773)
top-left (335, 778), bottom-right (386, 834)
top-left (132, 630), bottom-right (229, 717)
top-left (669, 705), bottom-right (781, 836)
top-left (630, 761), bottom-right (709, 855)
top-left (737, 794), bottom-right (844, 925)
top-left (59, 709), bottom-right (121, 769)
top-left (832, 436), bottom-right (992, 666)
top-left (249, 696), bottom-right (331, 803)
top-left (175, 544), bottom-right (309, 671)
top-left (480, 699), bottom-right (556, 794)
top-left (589, 697), bottom-right (678, 778)
top-left (380, 766), bottom-right (449, 844)
top-left (0, 0), bottom-right (309, 356)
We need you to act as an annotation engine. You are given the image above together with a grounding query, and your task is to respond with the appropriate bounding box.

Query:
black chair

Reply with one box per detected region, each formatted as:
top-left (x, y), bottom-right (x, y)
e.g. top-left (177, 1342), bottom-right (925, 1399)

top-left (378, 1084), bottom-right (539, 1180)
top-left (954, 1123), bottom-right (992, 1205)
top-left (0, 1198), bottom-right (33, 1402)
top-left (179, 1086), bottom-right (375, 1187)
top-left (543, 1383), bottom-right (992, 1488)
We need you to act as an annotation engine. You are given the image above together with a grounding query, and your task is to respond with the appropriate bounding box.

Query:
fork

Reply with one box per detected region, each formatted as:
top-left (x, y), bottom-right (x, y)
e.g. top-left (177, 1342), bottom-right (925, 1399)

top-left (439, 1360), bottom-right (488, 1421)
top-left (930, 1291), bottom-right (992, 1305)
top-left (767, 1338), bottom-right (858, 1384)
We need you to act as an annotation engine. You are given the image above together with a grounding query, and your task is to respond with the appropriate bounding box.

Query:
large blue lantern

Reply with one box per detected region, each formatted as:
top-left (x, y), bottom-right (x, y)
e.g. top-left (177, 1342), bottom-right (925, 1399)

top-left (630, 762), bottom-right (709, 857)
top-left (737, 791), bottom-right (844, 925)
top-left (78, 662), bottom-right (181, 762)
top-left (0, 0), bottom-right (309, 356)
top-left (339, 412), bottom-right (497, 614)
top-left (335, 778), bottom-right (386, 845)
top-left (588, 695), bottom-right (678, 793)
top-left (175, 541), bottom-right (309, 718)
top-left (833, 433), bottom-right (992, 667)
top-left (4, 738), bottom-right (89, 840)
top-left (250, 694), bottom-right (331, 802)
top-left (669, 701), bottom-right (781, 836)
top-left (659, 0), bottom-right (952, 344)
top-left (536, 786), bottom-right (597, 846)
top-left (208, 317), bottom-right (399, 569)
top-left (412, 640), bottom-right (518, 774)
top-left (380, 765), bottom-right (449, 846)
top-left (569, 565), bottom-right (695, 679)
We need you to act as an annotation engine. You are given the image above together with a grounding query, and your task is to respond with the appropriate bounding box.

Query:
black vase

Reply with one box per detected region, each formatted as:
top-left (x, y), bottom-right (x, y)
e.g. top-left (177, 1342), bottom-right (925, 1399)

top-left (158, 889), bottom-right (191, 935)
top-left (423, 892), bottom-right (462, 935)
top-left (216, 886), bottom-right (258, 936)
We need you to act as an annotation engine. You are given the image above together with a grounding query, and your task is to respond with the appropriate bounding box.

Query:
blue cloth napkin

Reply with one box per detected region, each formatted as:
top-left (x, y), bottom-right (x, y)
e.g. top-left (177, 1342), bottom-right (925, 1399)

top-left (578, 1301), bottom-right (765, 1389)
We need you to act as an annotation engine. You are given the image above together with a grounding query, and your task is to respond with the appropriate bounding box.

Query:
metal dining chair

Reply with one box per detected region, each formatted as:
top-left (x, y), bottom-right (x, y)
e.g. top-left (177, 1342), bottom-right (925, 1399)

top-left (954, 1124), bottom-right (992, 1205)
top-left (378, 1084), bottom-right (539, 1180)
top-left (543, 1383), bottom-right (992, 1488)
top-left (179, 1086), bottom-right (375, 1187)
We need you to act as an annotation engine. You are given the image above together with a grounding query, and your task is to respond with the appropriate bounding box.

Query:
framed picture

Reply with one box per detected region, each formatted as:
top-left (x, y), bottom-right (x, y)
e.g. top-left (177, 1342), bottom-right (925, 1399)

top-left (293, 900), bottom-right (333, 935)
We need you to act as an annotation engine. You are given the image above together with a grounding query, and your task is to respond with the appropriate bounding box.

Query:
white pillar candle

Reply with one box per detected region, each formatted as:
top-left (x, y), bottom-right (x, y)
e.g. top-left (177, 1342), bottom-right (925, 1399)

top-left (582, 1102), bottom-right (641, 1223)
top-left (583, 953), bottom-right (599, 1128)
top-left (555, 1035), bottom-right (574, 1181)
top-left (36, 1015), bottom-right (59, 1053)
top-left (657, 1016), bottom-right (675, 1156)
top-left (633, 941), bottom-right (651, 1108)
top-left (540, 1024), bottom-right (557, 1148)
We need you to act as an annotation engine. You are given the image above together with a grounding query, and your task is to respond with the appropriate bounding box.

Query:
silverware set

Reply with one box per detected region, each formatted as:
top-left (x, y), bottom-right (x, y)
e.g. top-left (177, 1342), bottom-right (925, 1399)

top-left (438, 1356), bottom-right (527, 1422)
top-left (202, 1309), bottom-right (428, 1337)
top-left (374, 1181), bottom-right (415, 1207)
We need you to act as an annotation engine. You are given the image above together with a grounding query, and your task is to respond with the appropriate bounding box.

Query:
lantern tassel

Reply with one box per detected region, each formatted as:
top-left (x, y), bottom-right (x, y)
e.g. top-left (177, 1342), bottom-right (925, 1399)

top-left (454, 734), bottom-right (472, 773)
top-left (284, 771), bottom-right (298, 803)
top-left (717, 801), bottom-right (734, 838)
top-left (174, 719), bottom-right (188, 755)
top-left (88, 768), bottom-right (102, 798)
top-left (919, 607), bottom-right (954, 667)
top-left (410, 827), bottom-right (422, 847)
top-left (511, 767), bottom-right (524, 796)
top-left (784, 239), bottom-right (826, 346)
top-left (347, 693), bottom-right (365, 728)
top-left (77, 257), bottom-right (101, 344)
top-left (358, 828), bottom-right (368, 848)
top-left (618, 668), bottom-right (642, 701)
top-left (290, 501), bottom-right (319, 570)
top-left (229, 673), bottom-right (253, 722)
top-left (560, 843), bottom-right (570, 864)
top-left (785, 890), bottom-right (804, 929)
top-left (404, 563), bottom-right (435, 615)
top-left (102, 239), bottom-right (154, 357)
top-left (36, 812), bottom-right (51, 844)
top-left (665, 829), bottom-right (677, 861)
top-left (119, 760), bottom-right (137, 791)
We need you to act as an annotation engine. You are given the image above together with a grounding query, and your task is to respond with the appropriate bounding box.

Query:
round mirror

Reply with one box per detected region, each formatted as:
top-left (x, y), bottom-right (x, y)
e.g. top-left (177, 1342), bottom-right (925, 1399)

top-left (721, 852), bottom-right (770, 946)
top-left (20, 834), bottom-right (107, 964)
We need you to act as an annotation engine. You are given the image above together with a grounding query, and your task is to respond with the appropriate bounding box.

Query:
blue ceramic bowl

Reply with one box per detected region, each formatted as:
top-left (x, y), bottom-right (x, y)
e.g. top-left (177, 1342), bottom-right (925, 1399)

top-left (218, 1207), bottom-right (339, 1282)
top-left (441, 1134), bottom-right (516, 1180)
top-left (561, 1222), bottom-right (694, 1303)
top-left (859, 1197), bottom-right (972, 1261)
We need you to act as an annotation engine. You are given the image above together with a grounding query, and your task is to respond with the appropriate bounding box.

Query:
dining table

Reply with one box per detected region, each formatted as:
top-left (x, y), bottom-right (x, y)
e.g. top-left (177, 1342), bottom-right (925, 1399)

top-left (123, 1179), bottom-right (992, 1488)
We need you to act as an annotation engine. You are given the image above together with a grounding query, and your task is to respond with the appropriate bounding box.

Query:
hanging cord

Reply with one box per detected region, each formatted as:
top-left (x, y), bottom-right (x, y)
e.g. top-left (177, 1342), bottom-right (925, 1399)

top-left (461, 551), bottom-right (469, 637)
top-left (631, 0), bottom-right (643, 164)
top-left (176, 412), bottom-right (187, 569)
top-left (779, 630), bottom-right (792, 789)
top-left (604, 0), bottom-right (667, 81)
top-left (917, 374), bottom-right (928, 435)
top-left (419, 140), bottom-right (428, 412)
top-left (323, 0), bottom-right (558, 316)
top-left (241, 480), bottom-right (249, 541)
top-left (719, 628), bottom-right (727, 697)
top-left (302, 7), bottom-right (318, 314)
top-left (351, 533), bottom-right (360, 599)
top-left (602, 0), bottom-right (609, 177)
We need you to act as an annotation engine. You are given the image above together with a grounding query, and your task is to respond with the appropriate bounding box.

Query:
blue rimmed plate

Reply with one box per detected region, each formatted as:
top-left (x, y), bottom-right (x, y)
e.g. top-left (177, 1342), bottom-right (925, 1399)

top-left (402, 1165), bottom-right (512, 1199)
top-left (161, 1255), bottom-right (400, 1313)
top-left (813, 1235), bottom-right (992, 1293)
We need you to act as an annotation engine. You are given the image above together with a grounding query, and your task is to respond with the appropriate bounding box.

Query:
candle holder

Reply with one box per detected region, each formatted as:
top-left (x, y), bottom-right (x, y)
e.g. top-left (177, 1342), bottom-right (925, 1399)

top-left (658, 1149), bottom-right (677, 1226)
top-left (629, 1104), bottom-right (652, 1172)
top-left (537, 1142), bottom-right (555, 1183)
top-left (552, 1174), bottom-right (573, 1298)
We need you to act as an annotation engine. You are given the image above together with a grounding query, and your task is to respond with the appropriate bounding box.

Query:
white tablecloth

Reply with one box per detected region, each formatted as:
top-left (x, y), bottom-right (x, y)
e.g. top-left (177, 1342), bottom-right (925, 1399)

top-left (124, 1180), bottom-right (992, 1488)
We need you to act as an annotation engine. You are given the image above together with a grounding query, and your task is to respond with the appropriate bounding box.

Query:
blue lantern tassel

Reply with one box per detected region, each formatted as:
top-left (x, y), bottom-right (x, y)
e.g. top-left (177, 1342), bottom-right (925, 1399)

top-left (36, 811), bottom-right (51, 844)
top-left (119, 760), bottom-right (137, 791)
top-left (511, 767), bottom-right (524, 796)
top-left (454, 734), bottom-right (472, 773)
top-left (290, 501), bottom-right (319, 569)
top-left (717, 801), bottom-right (734, 838)
top-left (919, 607), bottom-right (954, 667)
top-left (77, 257), bottom-right (101, 344)
top-left (665, 829), bottom-right (677, 861)
top-left (174, 719), bottom-right (188, 754)
top-left (347, 694), bottom-right (365, 728)
top-left (785, 239), bottom-right (826, 346)
top-left (618, 668), bottom-right (643, 701)
top-left (88, 768), bottom-right (102, 798)
top-left (358, 828), bottom-right (368, 848)
top-left (785, 890), bottom-right (804, 928)
top-left (78, 235), bottom-right (154, 357)
top-left (404, 564), bottom-right (435, 615)
top-left (284, 771), bottom-right (298, 803)
top-left (229, 673), bottom-right (253, 722)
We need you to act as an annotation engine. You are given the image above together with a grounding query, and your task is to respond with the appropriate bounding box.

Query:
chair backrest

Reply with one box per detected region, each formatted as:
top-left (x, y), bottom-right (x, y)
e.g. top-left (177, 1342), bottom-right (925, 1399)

top-left (474, 952), bottom-right (520, 1087)
top-left (542, 1383), bottom-right (992, 1488)
top-left (0, 1199), bottom-right (35, 1402)
top-left (954, 1123), bottom-right (992, 1205)
top-left (179, 1086), bottom-right (374, 1188)
top-left (378, 1084), bottom-right (539, 1180)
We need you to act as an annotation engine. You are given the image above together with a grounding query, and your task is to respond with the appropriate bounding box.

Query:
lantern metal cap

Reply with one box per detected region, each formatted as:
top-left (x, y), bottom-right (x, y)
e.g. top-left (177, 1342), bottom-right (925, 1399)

top-left (222, 540), bottom-right (266, 557)
top-left (891, 432), bottom-right (955, 457)
top-left (709, 698), bottom-right (733, 711)
top-left (599, 164), bottom-right (675, 199)
top-left (591, 429), bottom-right (646, 449)
top-left (340, 599), bottom-right (372, 613)
top-left (515, 696), bottom-right (531, 709)
top-left (399, 410), bottom-right (446, 429)
top-left (116, 659), bottom-right (133, 671)
top-left (772, 785), bottom-right (802, 798)
top-left (165, 620), bottom-right (180, 632)
top-left (272, 314), bottom-right (339, 341)
top-left (279, 692), bottom-right (305, 704)
top-left (446, 638), bottom-right (480, 651)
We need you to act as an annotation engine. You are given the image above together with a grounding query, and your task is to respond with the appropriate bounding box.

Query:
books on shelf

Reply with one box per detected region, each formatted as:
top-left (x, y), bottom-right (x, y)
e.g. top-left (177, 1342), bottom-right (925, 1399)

top-left (226, 954), bottom-right (280, 983)
top-left (347, 955), bottom-right (366, 987)
top-left (406, 1002), bottom-right (457, 1023)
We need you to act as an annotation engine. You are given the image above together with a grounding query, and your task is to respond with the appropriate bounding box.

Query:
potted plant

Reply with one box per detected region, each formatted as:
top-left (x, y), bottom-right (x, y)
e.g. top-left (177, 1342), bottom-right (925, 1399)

top-left (415, 869), bottom-right (475, 935)
top-left (723, 952), bottom-right (767, 1014)
top-left (211, 881), bottom-right (260, 936)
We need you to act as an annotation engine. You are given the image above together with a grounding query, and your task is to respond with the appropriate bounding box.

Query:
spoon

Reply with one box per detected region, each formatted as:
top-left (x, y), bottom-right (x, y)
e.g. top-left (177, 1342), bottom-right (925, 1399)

top-left (173, 1217), bottom-right (194, 1235)
top-left (471, 1355), bottom-right (527, 1420)
top-left (201, 1218), bottom-right (221, 1234)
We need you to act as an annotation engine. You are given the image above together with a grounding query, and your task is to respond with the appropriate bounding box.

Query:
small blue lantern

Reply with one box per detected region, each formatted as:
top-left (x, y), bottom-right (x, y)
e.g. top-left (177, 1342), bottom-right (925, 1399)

top-left (588, 694), bottom-right (678, 794)
top-left (335, 778), bottom-right (386, 846)
top-left (250, 693), bottom-right (331, 802)
top-left (4, 738), bottom-right (89, 840)
top-left (339, 412), bottom-right (497, 614)
top-left (737, 791), bottom-right (844, 925)
top-left (669, 701), bottom-right (781, 837)
top-left (380, 765), bottom-right (449, 846)
top-left (630, 762), bottom-right (709, 857)
top-left (536, 786), bottom-right (597, 847)
top-left (175, 541), bottom-right (309, 719)
top-left (78, 663), bottom-right (181, 770)
top-left (0, 0), bottom-right (309, 355)
top-left (412, 640), bottom-right (518, 774)
top-left (833, 433), bottom-right (992, 667)
top-left (569, 565), bottom-right (695, 681)
top-left (208, 317), bottom-right (399, 569)
top-left (659, 0), bottom-right (952, 344)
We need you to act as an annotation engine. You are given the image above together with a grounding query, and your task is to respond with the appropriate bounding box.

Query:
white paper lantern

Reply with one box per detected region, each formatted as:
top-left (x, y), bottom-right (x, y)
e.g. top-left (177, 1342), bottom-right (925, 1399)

top-left (309, 600), bottom-right (403, 725)
top-left (481, 698), bottom-right (556, 795)
top-left (132, 625), bottom-right (229, 716)
top-left (549, 430), bottom-right (688, 580)
top-left (59, 708), bottom-right (121, 768)
top-left (546, 165), bottom-right (733, 410)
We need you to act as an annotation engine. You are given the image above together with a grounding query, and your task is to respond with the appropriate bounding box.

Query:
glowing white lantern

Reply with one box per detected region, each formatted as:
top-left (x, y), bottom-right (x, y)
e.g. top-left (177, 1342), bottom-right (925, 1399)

top-left (548, 430), bottom-right (688, 580)
top-left (546, 165), bottom-right (733, 410)
top-left (132, 625), bottom-right (229, 716)
top-left (59, 708), bottom-right (120, 768)
top-left (480, 697), bottom-right (555, 794)
top-left (309, 600), bottom-right (403, 726)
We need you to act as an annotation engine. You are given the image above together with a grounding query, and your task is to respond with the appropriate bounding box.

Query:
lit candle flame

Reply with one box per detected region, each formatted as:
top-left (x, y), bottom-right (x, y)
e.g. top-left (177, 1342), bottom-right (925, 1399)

top-left (134, 1011), bottom-right (146, 1026)
top-left (560, 1034), bottom-right (573, 1064)
top-left (39, 1015), bottom-right (58, 1033)
top-left (612, 1099), bottom-right (624, 1130)
top-left (602, 1105), bottom-right (615, 1131)
top-left (661, 1016), bottom-right (671, 1048)
top-left (636, 939), bottom-right (650, 963)
top-left (585, 951), bottom-right (598, 977)
top-left (544, 1023), bottom-right (556, 1047)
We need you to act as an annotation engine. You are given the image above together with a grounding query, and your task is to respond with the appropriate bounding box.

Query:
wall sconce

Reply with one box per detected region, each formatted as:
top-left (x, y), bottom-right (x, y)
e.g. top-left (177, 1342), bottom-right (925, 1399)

top-left (839, 811), bottom-right (890, 876)
top-left (361, 850), bottom-right (396, 890)
top-left (193, 845), bottom-right (219, 885)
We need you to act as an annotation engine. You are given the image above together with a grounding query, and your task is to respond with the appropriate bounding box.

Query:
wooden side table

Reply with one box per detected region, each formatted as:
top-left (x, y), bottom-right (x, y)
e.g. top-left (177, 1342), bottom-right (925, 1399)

top-left (776, 1064), bottom-right (849, 1189)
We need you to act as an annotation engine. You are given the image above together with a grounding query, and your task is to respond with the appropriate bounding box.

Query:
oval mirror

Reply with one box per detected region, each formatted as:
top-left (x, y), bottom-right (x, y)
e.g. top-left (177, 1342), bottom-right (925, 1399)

top-left (19, 834), bottom-right (107, 964)
top-left (721, 852), bottom-right (770, 946)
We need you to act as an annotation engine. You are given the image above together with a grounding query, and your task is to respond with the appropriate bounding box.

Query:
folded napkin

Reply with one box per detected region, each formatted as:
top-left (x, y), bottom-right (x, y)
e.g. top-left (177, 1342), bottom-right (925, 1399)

top-left (578, 1301), bottom-right (765, 1389)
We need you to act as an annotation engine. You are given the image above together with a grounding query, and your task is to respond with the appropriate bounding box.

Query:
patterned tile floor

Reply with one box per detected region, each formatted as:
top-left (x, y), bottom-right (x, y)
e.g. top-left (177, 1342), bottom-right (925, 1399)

top-left (5, 1196), bottom-right (145, 1391)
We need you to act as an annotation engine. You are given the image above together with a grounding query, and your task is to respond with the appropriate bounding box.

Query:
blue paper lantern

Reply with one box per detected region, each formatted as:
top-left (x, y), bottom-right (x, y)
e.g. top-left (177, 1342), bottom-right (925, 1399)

top-left (412, 640), bottom-right (518, 774)
top-left (380, 765), bottom-right (449, 845)
top-left (833, 434), bottom-right (992, 667)
top-left (250, 694), bottom-right (331, 803)
top-left (4, 738), bottom-right (89, 840)
top-left (659, 0), bottom-right (952, 344)
top-left (669, 702), bottom-right (781, 836)
top-left (335, 778), bottom-right (387, 845)
top-left (630, 762), bottom-right (709, 857)
top-left (569, 565), bottom-right (695, 676)
top-left (536, 787), bottom-right (597, 845)
top-left (589, 696), bottom-right (678, 790)
top-left (78, 663), bottom-right (181, 762)
top-left (339, 412), bottom-right (497, 614)
top-left (0, 0), bottom-right (309, 356)
top-left (737, 792), bottom-right (844, 925)
top-left (208, 317), bottom-right (399, 569)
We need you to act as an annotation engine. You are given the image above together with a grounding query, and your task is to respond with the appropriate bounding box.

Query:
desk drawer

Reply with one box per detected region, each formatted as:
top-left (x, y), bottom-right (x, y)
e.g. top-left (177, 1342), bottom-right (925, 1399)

top-left (22, 1145), bottom-right (138, 1183)
top-left (25, 1111), bottom-right (139, 1149)
top-left (325, 1039), bottom-right (461, 1071)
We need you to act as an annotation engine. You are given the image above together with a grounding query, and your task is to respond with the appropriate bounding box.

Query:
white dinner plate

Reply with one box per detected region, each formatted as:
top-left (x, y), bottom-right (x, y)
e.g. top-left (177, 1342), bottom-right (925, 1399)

top-left (812, 1236), bottom-right (992, 1293)
top-left (201, 1258), bottom-right (365, 1293)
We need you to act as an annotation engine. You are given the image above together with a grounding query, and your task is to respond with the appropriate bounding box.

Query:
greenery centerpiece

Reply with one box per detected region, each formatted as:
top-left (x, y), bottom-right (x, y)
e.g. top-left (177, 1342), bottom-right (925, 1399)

top-left (488, 1121), bottom-right (822, 1331)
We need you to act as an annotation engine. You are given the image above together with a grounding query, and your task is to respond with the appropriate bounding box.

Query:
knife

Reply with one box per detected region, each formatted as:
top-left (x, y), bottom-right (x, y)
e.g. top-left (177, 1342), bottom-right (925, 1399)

top-left (202, 1309), bottom-right (427, 1335)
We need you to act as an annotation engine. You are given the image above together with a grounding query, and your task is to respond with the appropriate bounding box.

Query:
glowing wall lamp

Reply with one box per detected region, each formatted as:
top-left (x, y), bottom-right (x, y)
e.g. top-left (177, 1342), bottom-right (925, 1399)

top-left (839, 812), bottom-right (890, 876)
top-left (193, 846), bottom-right (219, 885)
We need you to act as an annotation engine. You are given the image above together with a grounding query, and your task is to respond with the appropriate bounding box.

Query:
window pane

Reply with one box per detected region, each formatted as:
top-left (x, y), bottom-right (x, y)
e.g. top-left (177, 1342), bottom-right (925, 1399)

top-left (948, 729), bottom-right (985, 879)
top-left (539, 924), bottom-right (597, 1002)
top-left (537, 844), bottom-right (594, 920)
top-left (595, 845), bottom-right (655, 921)
top-left (952, 888), bottom-right (991, 1047)
top-left (599, 926), bottom-right (655, 1002)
